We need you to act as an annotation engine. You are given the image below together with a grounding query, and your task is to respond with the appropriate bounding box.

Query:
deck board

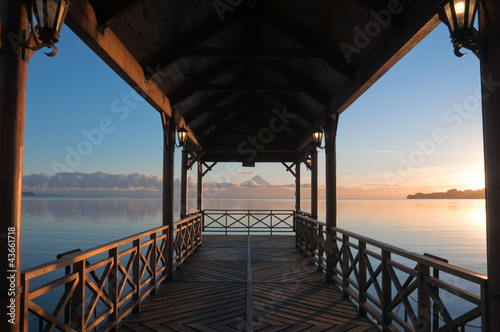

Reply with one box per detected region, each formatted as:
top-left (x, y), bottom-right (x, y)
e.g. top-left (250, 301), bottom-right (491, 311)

top-left (121, 236), bottom-right (378, 331)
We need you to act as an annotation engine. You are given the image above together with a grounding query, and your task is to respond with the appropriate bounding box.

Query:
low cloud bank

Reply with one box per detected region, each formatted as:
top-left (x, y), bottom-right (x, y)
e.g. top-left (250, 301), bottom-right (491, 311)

top-left (23, 172), bottom-right (162, 190)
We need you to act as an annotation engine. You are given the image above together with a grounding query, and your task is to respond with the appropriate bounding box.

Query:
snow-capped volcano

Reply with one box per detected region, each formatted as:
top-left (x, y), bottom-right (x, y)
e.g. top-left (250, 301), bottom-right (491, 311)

top-left (240, 175), bottom-right (271, 187)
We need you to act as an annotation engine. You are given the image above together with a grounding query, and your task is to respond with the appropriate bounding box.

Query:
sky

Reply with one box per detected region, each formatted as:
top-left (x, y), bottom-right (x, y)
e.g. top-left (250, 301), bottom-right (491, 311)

top-left (22, 20), bottom-right (485, 198)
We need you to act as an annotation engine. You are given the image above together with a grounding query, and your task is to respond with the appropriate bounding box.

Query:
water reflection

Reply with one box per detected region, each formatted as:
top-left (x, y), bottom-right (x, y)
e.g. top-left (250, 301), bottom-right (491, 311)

top-left (21, 197), bottom-right (486, 275)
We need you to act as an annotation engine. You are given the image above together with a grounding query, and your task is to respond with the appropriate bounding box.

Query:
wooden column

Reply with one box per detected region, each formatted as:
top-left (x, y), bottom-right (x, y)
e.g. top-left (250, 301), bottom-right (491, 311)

top-left (295, 162), bottom-right (301, 212)
top-left (311, 150), bottom-right (318, 219)
top-left (0, 1), bottom-right (28, 330)
top-left (480, 0), bottom-right (500, 329)
top-left (162, 115), bottom-right (175, 278)
top-left (197, 161), bottom-right (203, 211)
top-left (325, 117), bottom-right (338, 281)
top-left (180, 149), bottom-right (188, 219)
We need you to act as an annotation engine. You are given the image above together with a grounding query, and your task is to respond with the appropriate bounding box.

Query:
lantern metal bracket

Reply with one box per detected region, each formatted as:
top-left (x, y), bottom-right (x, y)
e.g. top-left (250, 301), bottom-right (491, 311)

top-left (5, 29), bottom-right (31, 62)
top-left (451, 27), bottom-right (480, 58)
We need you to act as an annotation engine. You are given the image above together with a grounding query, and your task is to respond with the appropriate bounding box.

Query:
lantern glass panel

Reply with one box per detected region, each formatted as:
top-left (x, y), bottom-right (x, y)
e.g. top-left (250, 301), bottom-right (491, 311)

top-left (467, 0), bottom-right (477, 29)
top-left (454, 0), bottom-right (466, 29)
top-left (178, 129), bottom-right (188, 146)
top-left (46, 0), bottom-right (59, 29)
top-left (55, 1), bottom-right (71, 33)
top-left (34, 0), bottom-right (45, 27)
top-left (312, 131), bottom-right (322, 145)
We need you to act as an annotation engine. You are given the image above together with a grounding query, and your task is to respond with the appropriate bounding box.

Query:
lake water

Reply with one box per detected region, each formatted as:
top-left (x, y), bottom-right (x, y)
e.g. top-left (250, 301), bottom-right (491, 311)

top-left (21, 197), bottom-right (487, 274)
top-left (20, 197), bottom-right (487, 330)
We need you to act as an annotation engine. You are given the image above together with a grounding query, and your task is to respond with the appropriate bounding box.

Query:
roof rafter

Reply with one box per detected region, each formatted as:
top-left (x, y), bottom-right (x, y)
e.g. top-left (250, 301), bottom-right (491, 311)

top-left (142, 9), bottom-right (245, 81)
top-left (93, 0), bottom-right (143, 29)
top-left (65, 0), bottom-right (201, 149)
top-left (297, 1), bottom-right (441, 150)
top-left (353, 0), bottom-right (405, 30)
top-left (259, 59), bottom-right (331, 109)
top-left (259, 3), bottom-right (354, 82)
top-left (184, 93), bottom-right (237, 125)
top-left (169, 60), bottom-right (241, 105)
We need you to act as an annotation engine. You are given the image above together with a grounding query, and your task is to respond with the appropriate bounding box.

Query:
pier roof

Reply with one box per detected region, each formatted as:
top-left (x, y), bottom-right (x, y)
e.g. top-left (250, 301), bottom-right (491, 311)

top-left (65, 0), bottom-right (441, 162)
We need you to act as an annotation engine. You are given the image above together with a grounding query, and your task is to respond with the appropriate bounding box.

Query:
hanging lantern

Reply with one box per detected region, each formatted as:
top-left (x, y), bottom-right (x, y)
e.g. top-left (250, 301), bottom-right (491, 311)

top-left (438, 0), bottom-right (480, 57)
top-left (177, 126), bottom-right (188, 147)
top-left (32, 0), bottom-right (71, 56)
top-left (312, 129), bottom-right (323, 148)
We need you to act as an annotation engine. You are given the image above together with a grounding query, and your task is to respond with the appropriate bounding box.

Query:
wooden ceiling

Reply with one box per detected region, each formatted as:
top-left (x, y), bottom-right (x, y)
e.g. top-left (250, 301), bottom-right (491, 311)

top-left (65, 0), bottom-right (441, 163)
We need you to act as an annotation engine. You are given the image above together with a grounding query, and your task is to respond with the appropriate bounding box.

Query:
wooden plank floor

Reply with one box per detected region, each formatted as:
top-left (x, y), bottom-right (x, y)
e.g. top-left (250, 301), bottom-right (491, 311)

top-left (120, 236), bottom-right (378, 332)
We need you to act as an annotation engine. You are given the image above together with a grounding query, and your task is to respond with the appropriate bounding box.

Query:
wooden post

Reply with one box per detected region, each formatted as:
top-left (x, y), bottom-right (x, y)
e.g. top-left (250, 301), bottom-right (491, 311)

top-left (197, 161), bottom-right (203, 211)
top-left (417, 263), bottom-right (431, 332)
top-left (71, 261), bottom-right (86, 331)
top-left (132, 239), bottom-right (141, 313)
top-left (358, 241), bottom-right (367, 317)
top-left (479, 1), bottom-right (500, 329)
top-left (325, 116), bottom-right (338, 281)
top-left (381, 250), bottom-right (392, 329)
top-left (0, 1), bottom-right (28, 330)
top-left (341, 234), bottom-right (349, 299)
top-left (162, 115), bottom-right (175, 279)
top-left (295, 161), bottom-right (301, 212)
top-left (108, 248), bottom-right (119, 330)
top-left (180, 149), bottom-right (188, 219)
top-left (311, 150), bottom-right (318, 219)
top-left (150, 233), bottom-right (157, 295)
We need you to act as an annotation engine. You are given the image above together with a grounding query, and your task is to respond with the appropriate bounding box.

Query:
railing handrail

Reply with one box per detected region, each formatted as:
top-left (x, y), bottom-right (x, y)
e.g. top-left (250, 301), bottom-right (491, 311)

top-left (295, 213), bottom-right (488, 331)
top-left (294, 214), bottom-right (488, 284)
top-left (203, 209), bottom-right (295, 235)
top-left (333, 225), bottom-right (488, 284)
top-left (22, 212), bottom-right (201, 279)
top-left (204, 209), bottom-right (294, 212)
top-left (22, 211), bottom-right (204, 332)
top-left (22, 224), bottom-right (169, 279)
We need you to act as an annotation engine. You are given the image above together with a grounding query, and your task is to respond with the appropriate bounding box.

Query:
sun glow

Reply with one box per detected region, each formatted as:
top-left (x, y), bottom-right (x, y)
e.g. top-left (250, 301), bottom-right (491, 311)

top-left (462, 169), bottom-right (485, 190)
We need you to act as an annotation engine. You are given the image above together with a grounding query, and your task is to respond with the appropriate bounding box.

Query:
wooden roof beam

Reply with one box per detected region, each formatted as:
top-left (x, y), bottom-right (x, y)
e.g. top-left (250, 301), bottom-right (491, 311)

top-left (65, 0), bottom-right (201, 149)
top-left (257, 92), bottom-right (315, 126)
top-left (93, 0), bottom-right (143, 29)
top-left (200, 151), bottom-right (300, 163)
top-left (153, 47), bottom-right (332, 59)
top-left (296, 1), bottom-right (441, 151)
top-left (169, 60), bottom-right (241, 105)
top-left (259, 60), bottom-right (331, 108)
top-left (259, 4), bottom-right (354, 82)
top-left (143, 10), bottom-right (244, 81)
top-left (353, 0), bottom-right (405, 30)
top-left (327, 2), bottom-right (441, 118)
top-left (184, 93), bottom-right (237, 125)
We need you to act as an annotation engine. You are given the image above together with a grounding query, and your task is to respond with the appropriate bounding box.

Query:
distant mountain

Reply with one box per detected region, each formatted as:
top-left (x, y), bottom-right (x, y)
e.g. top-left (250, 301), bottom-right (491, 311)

top-left (240, 175), bottom-right (271, 187)
top-left (407, 188), bottom-right (485, 199)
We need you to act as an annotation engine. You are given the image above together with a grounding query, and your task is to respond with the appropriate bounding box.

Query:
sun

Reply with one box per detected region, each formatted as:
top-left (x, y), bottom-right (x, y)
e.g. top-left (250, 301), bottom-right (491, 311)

top-left (461, 169), bottom-right (485, 190)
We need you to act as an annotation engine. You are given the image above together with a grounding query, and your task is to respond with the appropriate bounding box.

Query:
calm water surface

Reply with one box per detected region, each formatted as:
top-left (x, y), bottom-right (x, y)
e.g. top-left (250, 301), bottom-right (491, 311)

top-left (21, 197), bottom-right (487, 275)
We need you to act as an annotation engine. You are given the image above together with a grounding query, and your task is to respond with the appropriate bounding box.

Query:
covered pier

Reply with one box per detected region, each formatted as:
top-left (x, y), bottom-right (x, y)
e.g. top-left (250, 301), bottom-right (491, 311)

top-left (1, 0), bottom-right (500, 331)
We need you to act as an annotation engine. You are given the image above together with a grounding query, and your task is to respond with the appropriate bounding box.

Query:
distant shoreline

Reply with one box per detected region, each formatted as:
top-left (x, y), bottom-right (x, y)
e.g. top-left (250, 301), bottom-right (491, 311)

top-left (407, 189), bottom-right (485, 199)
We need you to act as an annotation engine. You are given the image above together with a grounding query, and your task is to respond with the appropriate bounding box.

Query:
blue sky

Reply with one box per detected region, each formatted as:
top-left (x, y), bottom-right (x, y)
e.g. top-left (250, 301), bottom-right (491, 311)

top-left (23, 21), bottom-right (485, 198)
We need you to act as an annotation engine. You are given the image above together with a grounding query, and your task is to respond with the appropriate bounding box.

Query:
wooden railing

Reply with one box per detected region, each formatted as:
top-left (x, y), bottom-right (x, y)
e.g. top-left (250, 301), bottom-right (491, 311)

top-left (21, 212), bottom-right (203, 332)
top-left (296, 213), bottom-right (489, 332)
top-left (203, 209), bottom-right (294, 235)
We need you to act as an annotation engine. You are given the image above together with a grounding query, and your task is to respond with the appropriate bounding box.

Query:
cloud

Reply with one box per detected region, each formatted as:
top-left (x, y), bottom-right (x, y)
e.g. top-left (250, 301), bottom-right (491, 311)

top-left (233, 172), bottom-right (257, 176)
top-left (240, 180), bottom-right (259, 188)
top-left (23, 172), bottom-right (162, 190)
top-left (354, 150), bottom-right (404, 154)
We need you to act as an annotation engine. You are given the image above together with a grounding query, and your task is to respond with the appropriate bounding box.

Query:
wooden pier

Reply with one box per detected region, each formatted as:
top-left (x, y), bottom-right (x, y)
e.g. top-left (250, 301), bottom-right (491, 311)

top-left (121, 235), bottom-right (377, 331)
top-left (3, 0), bottom-right (500, 330)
